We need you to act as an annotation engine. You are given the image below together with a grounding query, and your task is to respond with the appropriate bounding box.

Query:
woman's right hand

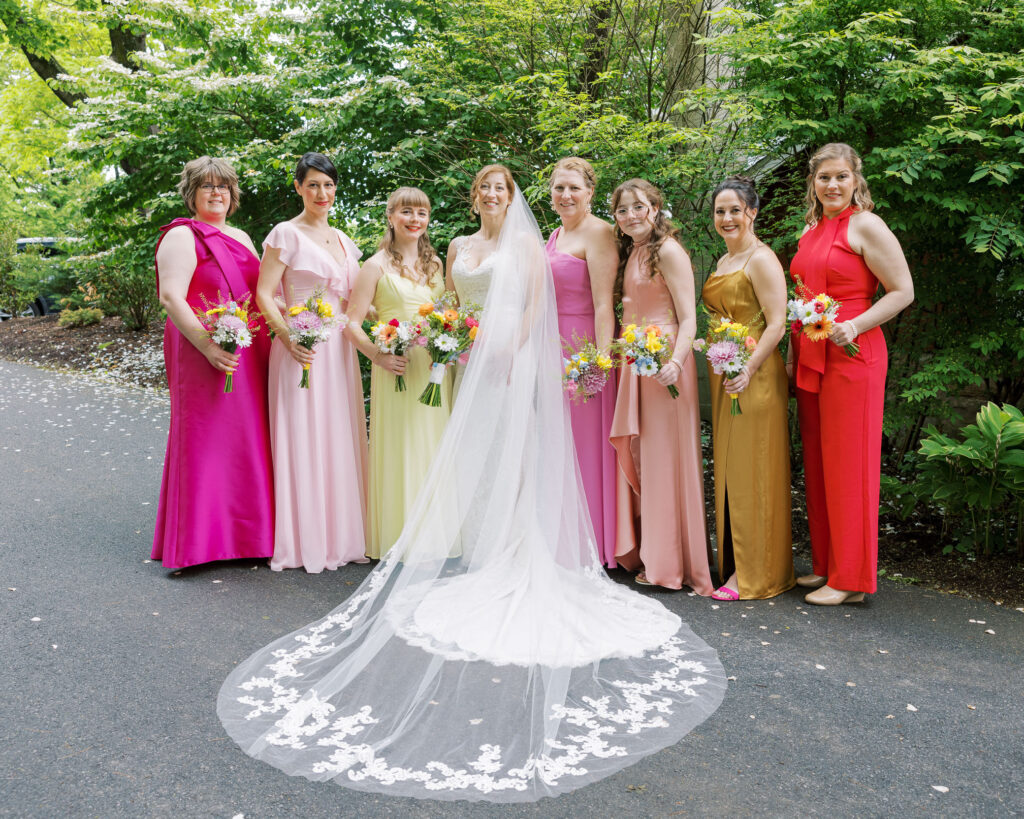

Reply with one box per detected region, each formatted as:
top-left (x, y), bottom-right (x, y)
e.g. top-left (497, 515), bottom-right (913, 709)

top-left (376, 353), bottom-right (408, 375)
top-left (204, 343), bottom-right (240, 374)
top-left (281, 335), bottom-right (315, 367)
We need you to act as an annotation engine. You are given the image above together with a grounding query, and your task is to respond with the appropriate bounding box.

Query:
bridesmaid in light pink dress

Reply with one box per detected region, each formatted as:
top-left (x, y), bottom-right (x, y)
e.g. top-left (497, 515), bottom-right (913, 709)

top-left (545, 157), bottom-right (619, 566)
top-left (609, 179), bottom-right (712, 594)
top-left (256, 153), bottom-right (368, 573)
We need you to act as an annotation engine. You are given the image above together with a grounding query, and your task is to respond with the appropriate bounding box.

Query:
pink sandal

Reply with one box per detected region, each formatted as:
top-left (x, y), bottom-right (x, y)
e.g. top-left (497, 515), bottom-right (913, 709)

top-left (711, 586), bottom-right (740, 601)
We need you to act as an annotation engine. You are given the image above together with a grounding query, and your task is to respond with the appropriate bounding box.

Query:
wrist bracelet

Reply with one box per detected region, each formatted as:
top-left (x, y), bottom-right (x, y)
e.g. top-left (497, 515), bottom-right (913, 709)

top-left (848, 321), bottom-right (860, 340)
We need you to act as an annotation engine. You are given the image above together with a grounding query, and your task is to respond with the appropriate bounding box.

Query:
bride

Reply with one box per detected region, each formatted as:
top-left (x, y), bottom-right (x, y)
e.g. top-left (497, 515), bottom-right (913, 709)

top-left (217, 164), bottom-right (726, 802)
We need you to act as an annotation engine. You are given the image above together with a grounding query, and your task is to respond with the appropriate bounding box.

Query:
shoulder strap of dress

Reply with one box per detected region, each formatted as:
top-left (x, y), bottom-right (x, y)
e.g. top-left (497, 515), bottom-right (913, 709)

top-left (155, 217), bottom-right (248, 300)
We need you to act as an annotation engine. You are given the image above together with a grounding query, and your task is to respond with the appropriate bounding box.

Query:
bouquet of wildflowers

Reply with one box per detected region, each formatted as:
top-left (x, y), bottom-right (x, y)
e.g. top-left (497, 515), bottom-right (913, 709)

top-left (369, 318), bottom-right (418, 392)
top-left (613, 322), bottom-right (679, 399)
top-left (693, 316), bottom-right (758, 416)
top-left (562, 335), bottom-right (613, 404)
top-left (787, 273), bottom-right (860, 357)
top-left (285, 289), bottom-right (343, 389)
top-left (414, 291), bottom-right (480, 407)
top-left (193, 293), bottom-right (259, 394)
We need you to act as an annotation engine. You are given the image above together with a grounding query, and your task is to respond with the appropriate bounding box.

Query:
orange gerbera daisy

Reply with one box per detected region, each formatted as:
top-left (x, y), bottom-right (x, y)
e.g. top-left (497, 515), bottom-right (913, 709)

top-left (804, 318), bottom-right (833, 342)
top-left (418, 302), bottom-right (435, 316)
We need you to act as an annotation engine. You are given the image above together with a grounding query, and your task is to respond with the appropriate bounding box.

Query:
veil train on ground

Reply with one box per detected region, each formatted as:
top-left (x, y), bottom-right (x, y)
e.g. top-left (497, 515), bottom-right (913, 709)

top-left (217, 188), bottom-right (726, 802)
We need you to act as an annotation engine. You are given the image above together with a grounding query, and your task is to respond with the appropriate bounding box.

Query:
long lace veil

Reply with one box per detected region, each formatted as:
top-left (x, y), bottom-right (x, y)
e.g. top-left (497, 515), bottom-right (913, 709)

top-left (217, 188), bottom-right (726, 802)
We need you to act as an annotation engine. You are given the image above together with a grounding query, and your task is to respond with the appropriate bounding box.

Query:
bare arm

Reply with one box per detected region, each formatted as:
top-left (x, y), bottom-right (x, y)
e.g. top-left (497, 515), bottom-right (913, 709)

top-left (156, 225), bottom-right (239, 374)
top-left (657, 240), bottom-right (697, 387)
top-left (256, 245), bottom-right (314, 367)
top-left (445, 239), bottom-right (459, 299)
top-left (724, 247), bottom-right (788, 394)
top-left (343, 256), bottom-right (406, 376)
top-left (833, 212), bottom-right (914, 346)
top-left (585, 219), bottom-right (618, 352)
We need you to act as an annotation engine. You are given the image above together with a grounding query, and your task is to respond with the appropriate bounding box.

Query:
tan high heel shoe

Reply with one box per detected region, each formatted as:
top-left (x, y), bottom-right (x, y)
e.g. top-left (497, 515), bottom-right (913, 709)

top-left (804, 585), bottom-right (866, 606)
top-left (796, 573), bottom-right (827, 589)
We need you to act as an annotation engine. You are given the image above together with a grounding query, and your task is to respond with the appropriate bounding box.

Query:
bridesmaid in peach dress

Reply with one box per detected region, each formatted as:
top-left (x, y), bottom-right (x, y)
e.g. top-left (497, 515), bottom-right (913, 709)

top-left (545, 157), bottom-right (619, 566)
top-left (256, 153), bottom-right (369, 572)
top-left (609, 179), bottom-right (713, 594)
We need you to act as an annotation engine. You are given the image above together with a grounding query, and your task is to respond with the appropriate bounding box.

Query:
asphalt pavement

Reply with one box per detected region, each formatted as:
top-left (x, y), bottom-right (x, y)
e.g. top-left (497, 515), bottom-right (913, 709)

top-left (1, 359), bottom-right (1022, 818)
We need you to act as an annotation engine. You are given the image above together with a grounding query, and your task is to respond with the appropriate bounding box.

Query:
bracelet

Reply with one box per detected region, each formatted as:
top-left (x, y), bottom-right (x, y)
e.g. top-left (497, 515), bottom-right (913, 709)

top-left (848, 321), bottom-right (860, 340)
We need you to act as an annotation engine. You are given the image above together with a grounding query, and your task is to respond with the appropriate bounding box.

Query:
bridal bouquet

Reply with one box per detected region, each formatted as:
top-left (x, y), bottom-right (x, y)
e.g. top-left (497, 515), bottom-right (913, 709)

top-left (787, 274), bottom-right (860, 357)
top-left (694, 316), bottom-right (758, 416)
top-left (414, 292), bottom-right (480, 406)
top-left (562, 336), bottom-right (613, 404)
top-left (613, 323), bottom-right (679, 399)
top-left (285, 289), bottom-right (343, 389)
top-left (369, 318), bottom-right (418, 392)
top-left (193, 293), bottom-right (259, 394)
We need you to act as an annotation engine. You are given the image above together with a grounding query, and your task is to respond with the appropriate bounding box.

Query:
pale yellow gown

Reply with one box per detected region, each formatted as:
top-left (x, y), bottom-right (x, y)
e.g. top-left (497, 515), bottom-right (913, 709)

top-left (366, 270), bottom-right (450, 558)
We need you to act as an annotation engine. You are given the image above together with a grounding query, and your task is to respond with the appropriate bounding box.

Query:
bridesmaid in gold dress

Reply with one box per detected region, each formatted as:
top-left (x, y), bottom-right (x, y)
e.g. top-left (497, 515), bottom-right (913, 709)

top-left (344, 187), bottom-right (449, 558)
top-left (702, 176), bottom-right (794, 600)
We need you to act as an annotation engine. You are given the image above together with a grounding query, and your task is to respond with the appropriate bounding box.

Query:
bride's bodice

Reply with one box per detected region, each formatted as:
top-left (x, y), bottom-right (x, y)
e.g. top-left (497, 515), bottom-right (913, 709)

top-left (451, 237), bottom-right (496, 306)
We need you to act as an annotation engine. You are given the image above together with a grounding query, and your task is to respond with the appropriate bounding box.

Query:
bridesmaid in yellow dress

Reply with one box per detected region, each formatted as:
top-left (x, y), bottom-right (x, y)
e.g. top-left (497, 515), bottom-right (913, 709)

top-left (701, 175), bottom-right (794, 600)
top-left (344, 187), bottom-right (450, 558)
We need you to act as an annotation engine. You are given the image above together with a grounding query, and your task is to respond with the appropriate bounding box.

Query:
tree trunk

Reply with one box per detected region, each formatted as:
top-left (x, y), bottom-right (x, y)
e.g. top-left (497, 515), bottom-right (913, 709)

top-left (579, 0), bottom-right (612, 99)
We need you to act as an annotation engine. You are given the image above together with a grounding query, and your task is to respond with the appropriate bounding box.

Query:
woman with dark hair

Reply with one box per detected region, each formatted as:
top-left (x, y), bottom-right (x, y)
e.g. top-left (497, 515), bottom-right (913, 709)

top-left (701, 176), bottom-right (793, 600)
top-left (790, 143), bottom-right (913, 605)
top-left (151, 156), bottom-right (274, 569)
top-left (608, 178), bottom-right (713, 593)
top-left (545, 157), bottom-right (619, 567)
top-left (256, 152), bottom-right (368, 572)
top-left (344, 187), bottom-right (449, 558)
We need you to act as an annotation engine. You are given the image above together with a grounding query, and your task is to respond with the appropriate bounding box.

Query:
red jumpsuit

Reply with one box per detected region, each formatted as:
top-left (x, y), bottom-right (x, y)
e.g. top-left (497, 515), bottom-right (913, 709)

top-left (791, 207), bottom-right (886, 594)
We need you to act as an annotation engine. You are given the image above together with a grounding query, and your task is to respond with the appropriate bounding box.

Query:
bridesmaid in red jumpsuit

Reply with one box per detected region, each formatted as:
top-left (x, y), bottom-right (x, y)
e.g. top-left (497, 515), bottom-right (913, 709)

top-left (789, 143), bottom-right (914, 606)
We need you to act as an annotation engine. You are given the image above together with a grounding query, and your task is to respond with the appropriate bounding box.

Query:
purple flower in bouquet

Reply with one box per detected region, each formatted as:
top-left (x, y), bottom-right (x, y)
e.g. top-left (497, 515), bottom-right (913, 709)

top-left (580, 367), bottom-right (608, 397)
top-left (289, 311), bottom-right (323, 333)
top-left (705, 341), bottom-right (740, 374)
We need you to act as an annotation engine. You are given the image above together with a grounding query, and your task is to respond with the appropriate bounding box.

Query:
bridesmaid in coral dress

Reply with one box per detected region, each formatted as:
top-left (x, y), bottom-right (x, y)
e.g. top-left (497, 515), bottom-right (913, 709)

top-left (152, 157), bottom-right (274, 569)
top-left (344, 187), bottom-right (450, 559)
top-left (545, 157), bottom-right (619, 567)
top-left (256, 153), bottom-right (369, 573)
top-left (790, 144), bottom-right (913, 605)
top-left (702, 176), bottom-right (793, 601)
top-left (609, 179), bottom-right (713, 594)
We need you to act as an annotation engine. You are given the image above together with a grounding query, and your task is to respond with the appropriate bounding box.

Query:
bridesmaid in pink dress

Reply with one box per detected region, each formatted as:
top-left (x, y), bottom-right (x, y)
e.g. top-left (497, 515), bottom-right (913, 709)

top-left (256, 153), bottom-right (369, 573)
top-left (608, 179), bottom-right (713, 594)
top-left (545, 157), bottom-right (619, 566)
top-left (152, 157), bottom-right (274, 569)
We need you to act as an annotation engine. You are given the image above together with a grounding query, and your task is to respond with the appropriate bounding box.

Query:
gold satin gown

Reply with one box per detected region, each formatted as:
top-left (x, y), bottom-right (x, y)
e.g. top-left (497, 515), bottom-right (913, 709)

top-left (701, 268), bottom-right (794, 599)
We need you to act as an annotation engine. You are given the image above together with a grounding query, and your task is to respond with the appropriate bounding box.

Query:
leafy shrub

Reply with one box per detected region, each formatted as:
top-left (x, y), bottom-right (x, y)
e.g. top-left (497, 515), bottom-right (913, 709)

top-left (66, 244), bottom-right (160, 331)
top-left (916, 403), bottom-right (1024, 557)
top-left (0, 225), bottom-right (39, 317)
top-left (58, 307), bottom-right (104, 328)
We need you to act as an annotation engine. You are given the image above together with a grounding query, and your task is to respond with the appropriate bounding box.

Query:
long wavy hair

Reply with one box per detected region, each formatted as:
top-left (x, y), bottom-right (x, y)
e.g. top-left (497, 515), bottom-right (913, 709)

top-left (379, 187), bottom-right (441, 285)
top-left (610, 178), bottom-right (680, 302)
top-left (804, 143), bottom-right (875, 225)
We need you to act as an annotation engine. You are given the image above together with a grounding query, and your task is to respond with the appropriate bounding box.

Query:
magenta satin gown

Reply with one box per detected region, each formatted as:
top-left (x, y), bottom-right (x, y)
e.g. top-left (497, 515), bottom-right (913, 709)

top-left (152, 218), bottom-right (275, 569)
top-left (264, 222), bottom-right (368, 573)
top-left (546, 228), bottom-right (618, 567)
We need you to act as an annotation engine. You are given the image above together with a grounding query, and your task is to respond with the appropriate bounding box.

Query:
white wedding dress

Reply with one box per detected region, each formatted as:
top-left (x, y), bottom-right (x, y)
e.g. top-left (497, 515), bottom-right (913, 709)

top-left (217, 190), bottom-right (726, 802)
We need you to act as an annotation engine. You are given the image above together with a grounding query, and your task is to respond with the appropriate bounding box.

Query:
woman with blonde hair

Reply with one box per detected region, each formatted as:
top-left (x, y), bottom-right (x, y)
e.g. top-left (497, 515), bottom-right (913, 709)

top-left (789, 143), bottom-right (913, 605)
top-left (545, 157), bottom-right (619, 567)
top-left (608, 178), bottom-right (712, 593)
top-left (152, 156), bottom-right (274, 569)
top-left (344, 187), bottom-right (449, 558)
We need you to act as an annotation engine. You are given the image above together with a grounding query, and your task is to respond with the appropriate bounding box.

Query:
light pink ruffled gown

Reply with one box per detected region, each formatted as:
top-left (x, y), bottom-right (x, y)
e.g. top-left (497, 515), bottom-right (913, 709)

top-left (263, 221), bottom-right (368, 572)
top-left (609, 240), bottom-right (713, 594)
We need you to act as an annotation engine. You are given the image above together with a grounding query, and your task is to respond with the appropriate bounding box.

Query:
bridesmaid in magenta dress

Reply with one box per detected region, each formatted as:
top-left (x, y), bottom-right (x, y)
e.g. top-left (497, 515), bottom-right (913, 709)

top-left (608, 179), bottom-right (713, 594)
top-left (545, 157), bottom-right (619, 566)
top-left (152, 157), bottom-right (274, 569)
top-left (256, 153), bottom-right (369, 573)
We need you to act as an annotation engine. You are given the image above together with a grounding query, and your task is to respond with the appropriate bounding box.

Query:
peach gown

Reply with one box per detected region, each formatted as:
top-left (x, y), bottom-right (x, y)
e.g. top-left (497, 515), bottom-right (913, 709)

top-left (610, 241), bottom-right (713, 593)
top-left (263, 221), bottom-right (369, 572)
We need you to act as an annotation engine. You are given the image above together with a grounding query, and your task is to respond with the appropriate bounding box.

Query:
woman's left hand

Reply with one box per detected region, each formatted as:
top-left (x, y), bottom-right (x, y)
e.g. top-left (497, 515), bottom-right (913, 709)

top-left (723, 367), bottom-right (750, 394)
top-left (830, 320), bottom-right (860, 348)
top-left (654, 359), bottom-right (681, 387)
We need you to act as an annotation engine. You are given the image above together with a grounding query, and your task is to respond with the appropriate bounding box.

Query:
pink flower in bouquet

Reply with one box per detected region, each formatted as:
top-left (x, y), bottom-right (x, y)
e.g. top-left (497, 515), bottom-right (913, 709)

top-left (580, 367), bottom-right (607, 397)
top-left (466, 316), bottom-right (479, 329)
top-left (706, 341), bottom-right (739, 371)
top-left (692, 338), bottom-right (707, 353)
top-left (744, 336), bottom-right (757, 351)
top-left (290, 311), bottom-right (323, 333)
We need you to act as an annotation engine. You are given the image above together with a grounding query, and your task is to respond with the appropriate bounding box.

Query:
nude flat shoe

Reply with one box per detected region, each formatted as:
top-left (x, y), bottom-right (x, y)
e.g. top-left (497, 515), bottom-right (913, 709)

top-left (804, 585), bottom-right (866, 606)
top-left (796, 573), bottom-right (827, 589)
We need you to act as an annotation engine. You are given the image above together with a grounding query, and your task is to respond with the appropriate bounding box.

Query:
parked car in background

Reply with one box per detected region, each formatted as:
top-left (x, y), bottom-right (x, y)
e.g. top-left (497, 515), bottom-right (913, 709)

top-left (0, 238), bottom-right (66, 320)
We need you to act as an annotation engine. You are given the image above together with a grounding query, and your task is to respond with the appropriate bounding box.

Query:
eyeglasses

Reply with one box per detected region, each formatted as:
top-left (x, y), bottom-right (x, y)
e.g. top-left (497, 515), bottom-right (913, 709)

top-left (200, 184), bottom-right (231, 194)
top-left (613, 203), bottom-right (650, 218)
